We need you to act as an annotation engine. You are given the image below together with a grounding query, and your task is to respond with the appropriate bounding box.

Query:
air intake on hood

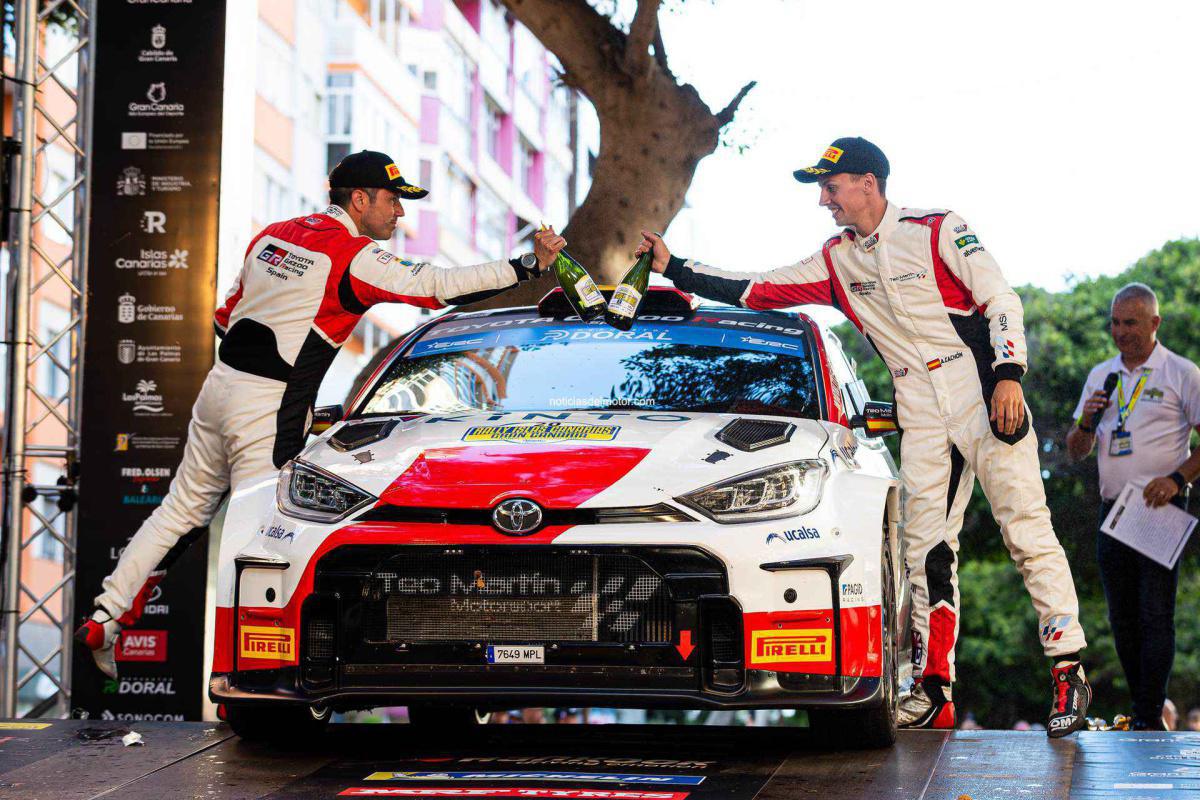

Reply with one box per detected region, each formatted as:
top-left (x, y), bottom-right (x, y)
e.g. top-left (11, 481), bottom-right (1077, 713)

top-left (715, 418), bottom-right (795, 452)
top-left (328, 419), bottom-right (399, 452)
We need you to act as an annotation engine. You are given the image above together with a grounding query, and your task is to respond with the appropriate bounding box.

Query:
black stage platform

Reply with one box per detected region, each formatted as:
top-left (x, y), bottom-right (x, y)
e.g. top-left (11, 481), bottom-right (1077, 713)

top-left (1, 720), bottom-right (1198, 799)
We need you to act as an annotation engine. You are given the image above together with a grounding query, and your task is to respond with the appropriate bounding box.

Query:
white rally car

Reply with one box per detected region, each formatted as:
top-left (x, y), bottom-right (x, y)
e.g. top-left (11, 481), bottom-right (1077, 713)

top-left (210, 287), bottom-right (910, 746)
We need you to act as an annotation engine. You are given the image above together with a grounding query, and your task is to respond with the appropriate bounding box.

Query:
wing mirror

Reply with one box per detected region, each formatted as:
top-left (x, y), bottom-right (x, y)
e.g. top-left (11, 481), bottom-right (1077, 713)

top-left (309, 404), bottom-right (344, 436)
top-left (849, 401), bottom-right (898, 438)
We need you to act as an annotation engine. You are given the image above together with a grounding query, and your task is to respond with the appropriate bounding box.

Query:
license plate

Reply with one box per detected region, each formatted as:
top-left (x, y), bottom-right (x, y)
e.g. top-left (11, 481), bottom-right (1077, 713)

top-left (486, 645), bottom-right (545, 664)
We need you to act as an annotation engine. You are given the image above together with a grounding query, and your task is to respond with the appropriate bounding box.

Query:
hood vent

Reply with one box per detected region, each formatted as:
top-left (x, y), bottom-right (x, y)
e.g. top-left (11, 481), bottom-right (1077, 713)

top-left (328, 419), bottom-right (399, 452)
top-left (715, 418), bottom-right (795, 452)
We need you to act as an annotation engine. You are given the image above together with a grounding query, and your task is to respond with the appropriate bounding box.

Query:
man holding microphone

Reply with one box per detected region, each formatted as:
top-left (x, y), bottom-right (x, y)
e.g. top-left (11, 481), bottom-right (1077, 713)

top-left (1066, 282), bottom-right (1200, 730)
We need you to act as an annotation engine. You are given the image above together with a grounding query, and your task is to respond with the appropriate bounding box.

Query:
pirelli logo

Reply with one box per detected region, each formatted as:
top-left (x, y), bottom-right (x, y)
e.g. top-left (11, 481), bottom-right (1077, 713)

top-left (385, 163), bottom-right (402, 180)
top-left (240, 625), bottom-right (295, 660)
top-left (822, 146), bottom-right (844, 163)
top-left (750, 629), bottom-right (833, 665)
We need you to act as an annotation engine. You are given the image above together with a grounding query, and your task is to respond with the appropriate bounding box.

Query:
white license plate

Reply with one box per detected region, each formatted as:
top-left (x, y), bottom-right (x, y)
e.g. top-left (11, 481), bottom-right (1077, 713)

top-left (486, 645), bottom-right (544, 664)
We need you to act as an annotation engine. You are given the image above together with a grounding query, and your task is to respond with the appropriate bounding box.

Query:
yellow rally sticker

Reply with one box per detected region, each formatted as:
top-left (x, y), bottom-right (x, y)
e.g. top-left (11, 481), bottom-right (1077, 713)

top-left (240, 625), bottom-right (296, 660)
top-left (800, 166), bottom-right (830, 175)
top-left (385, 163), bottom-right (402, 180)
top-left (823, 146), bottom-right (844, 163)
top-left (0, 721), bottom-right (52, 730)
top-left (462, 423), bottom-right (619, 443)
top-left (750, 629), bottom-right (833, 665)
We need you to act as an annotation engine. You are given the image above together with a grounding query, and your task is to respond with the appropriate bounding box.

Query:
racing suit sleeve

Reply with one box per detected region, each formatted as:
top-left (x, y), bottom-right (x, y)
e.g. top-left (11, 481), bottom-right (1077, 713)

top-left (663, 250), bottom-right (832, 310)
top-left (346, 247), bottom-right (529, 310)
top-left (937, 212), bottom-right (1026, 383)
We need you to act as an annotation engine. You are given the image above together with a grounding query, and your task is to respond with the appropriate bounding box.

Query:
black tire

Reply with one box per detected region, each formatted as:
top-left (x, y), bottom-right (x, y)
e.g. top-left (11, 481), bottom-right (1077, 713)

top-left (226, 703), bottom-right (331, 743)
top-left (407, 705), bottom-right (491, 729)
top-left (808, 526), bottom-right (899, 748)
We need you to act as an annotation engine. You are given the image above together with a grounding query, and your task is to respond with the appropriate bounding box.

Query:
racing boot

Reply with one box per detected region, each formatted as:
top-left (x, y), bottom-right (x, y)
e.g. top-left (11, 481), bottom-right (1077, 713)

top-left (74, 608), bottom-right (121, 679)
top-left (1047, 660), bottom-right (1091, 738)
top-left (898, 678), bottom-right (955, 729)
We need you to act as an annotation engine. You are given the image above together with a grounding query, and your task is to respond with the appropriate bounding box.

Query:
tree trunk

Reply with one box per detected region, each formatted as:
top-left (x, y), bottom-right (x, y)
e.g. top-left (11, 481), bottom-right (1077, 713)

top-left (465, 0), bottom-right (754, 310)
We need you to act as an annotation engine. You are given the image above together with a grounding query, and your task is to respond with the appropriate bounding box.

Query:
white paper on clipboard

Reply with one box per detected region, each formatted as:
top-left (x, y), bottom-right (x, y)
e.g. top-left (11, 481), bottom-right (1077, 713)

top-left (1101, 483), bottom-right (1198, 569)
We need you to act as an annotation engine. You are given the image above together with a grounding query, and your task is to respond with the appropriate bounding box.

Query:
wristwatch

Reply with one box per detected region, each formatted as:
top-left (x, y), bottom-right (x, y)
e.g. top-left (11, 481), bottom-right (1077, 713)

top-left (519, 252), bottom-right (538, 271)
top-left (510, 251), bottom-right (541, 281)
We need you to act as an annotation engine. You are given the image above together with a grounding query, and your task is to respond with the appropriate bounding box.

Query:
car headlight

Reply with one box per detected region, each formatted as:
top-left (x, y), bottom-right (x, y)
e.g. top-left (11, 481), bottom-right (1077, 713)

top-left (276, 460), bottom-right (376, 522)
top-left (677, 460), bottom-right (828, 523)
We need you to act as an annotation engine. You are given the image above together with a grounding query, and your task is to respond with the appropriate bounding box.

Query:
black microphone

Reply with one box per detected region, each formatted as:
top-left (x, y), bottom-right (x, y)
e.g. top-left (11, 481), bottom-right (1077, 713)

top-left (1083, 372), bottom-right (1119, 432)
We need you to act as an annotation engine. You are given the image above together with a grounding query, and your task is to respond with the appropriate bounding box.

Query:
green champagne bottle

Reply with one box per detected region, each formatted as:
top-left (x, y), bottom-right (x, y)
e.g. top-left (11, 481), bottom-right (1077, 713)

top-left (605, 251), bottom-right (652, 331)
top-left (552, 250), bottom-right (606, 321)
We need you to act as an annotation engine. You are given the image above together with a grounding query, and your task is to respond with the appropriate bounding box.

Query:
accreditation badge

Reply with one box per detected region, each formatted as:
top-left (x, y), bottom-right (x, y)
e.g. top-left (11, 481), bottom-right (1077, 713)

top-left (1109, 430), bottom-right (1133, 457)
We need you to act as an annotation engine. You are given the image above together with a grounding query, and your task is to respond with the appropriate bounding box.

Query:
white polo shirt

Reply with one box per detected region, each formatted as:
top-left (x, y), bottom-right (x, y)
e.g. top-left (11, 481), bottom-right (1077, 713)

top-left (1073, 342), bottom-right (1200, 500)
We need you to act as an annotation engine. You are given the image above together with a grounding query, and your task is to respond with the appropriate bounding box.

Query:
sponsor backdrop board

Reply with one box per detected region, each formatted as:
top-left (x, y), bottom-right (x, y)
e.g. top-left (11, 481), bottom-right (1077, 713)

top-left (72, 0), bottom-right (226, 721)
top-left (262, 753), bottom-right (785, 800)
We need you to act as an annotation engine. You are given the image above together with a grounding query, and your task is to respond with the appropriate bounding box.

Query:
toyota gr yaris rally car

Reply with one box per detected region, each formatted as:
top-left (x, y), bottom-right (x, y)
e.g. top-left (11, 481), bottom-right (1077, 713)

top-left (210, 287), bottom-right (911, 745)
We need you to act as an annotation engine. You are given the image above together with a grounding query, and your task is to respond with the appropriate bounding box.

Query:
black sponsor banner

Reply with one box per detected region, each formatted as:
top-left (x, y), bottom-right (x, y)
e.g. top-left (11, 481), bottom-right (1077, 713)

top-left (72, 0), bottom-right (226, 721)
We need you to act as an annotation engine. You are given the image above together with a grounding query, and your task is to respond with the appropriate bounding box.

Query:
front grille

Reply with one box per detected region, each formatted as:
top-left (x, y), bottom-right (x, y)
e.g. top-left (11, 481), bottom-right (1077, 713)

top-left (716, 418), bottom-right (795, 452)
top-left (347, 551), bottom-right (673, 644)
top-left (356, 503), bottom-right (692, 526)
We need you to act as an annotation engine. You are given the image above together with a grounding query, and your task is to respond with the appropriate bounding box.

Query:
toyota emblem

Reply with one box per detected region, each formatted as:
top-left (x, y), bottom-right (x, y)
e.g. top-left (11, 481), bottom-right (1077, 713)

top-left (492, 498), bottom-right (543, 535)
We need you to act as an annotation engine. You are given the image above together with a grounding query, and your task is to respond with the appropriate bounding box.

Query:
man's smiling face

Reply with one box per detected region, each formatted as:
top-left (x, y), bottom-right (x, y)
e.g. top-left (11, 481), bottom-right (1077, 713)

top-left (818, 173), bottom-right (870, 229)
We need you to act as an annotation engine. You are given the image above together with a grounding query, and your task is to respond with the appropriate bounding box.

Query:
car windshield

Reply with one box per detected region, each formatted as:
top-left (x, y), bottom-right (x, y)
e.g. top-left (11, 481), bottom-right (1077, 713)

top-left (357, 309), bottom-right (821, 419)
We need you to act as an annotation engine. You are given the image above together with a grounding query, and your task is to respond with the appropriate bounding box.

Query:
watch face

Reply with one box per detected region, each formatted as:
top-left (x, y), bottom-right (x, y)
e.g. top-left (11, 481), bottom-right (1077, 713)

top-left (521, 253), bottom-right (538, 268)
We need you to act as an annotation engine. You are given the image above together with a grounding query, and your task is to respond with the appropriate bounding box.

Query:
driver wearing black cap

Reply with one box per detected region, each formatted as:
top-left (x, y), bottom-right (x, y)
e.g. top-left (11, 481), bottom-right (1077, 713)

top-left (636, 136), bottom-right (1092, 737)
top-left (76, 150), bottom-right (566, 679)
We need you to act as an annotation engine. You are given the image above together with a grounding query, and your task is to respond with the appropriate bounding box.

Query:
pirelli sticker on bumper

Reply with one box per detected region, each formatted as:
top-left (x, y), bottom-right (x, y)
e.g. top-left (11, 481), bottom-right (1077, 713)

top-left (240, 625), bottom-right (295, 660)
top-left (462, 423), bottom-right (619, 443)
top-left (749, 629), bottom-right (833, 665)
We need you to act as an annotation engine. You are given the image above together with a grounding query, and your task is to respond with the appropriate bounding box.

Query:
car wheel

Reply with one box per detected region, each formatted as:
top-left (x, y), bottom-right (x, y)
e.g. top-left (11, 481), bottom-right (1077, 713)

top-left (407, 705), bottom-right (491, 729)
top-left (226, 703), bottom-right (331, 743)
top-left (808, 523), bottom-right (899, 748)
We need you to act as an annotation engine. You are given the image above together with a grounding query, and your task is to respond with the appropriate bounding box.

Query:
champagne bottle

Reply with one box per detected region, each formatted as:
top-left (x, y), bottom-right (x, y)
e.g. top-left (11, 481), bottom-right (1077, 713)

top-left (605, 251), bottom-right (652, 331)
top-left (552, 250), bottom-right (606, 321)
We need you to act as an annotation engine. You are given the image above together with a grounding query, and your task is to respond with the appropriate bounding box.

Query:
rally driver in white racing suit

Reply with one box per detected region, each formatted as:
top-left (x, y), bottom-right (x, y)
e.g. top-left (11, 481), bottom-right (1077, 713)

top-left (76, 150), bottom-right (567, 677)
top-left (637, 137), bottom-right (1091, 737)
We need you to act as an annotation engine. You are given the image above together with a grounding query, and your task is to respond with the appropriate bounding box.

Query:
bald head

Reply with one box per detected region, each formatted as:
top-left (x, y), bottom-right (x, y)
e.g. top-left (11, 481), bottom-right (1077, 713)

top-left (1110, 282), bottom-right (1161, 363)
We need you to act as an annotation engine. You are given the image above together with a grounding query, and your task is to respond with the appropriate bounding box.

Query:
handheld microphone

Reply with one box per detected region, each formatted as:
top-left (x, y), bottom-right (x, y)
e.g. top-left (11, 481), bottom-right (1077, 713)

top-left (1085, 372), bottom-right (1119, 432)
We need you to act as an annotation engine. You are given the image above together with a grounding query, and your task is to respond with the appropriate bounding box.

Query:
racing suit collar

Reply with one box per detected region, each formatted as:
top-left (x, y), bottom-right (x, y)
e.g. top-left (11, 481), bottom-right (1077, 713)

top-left (322, 204), bottom-right (360, 237)
top-left (851, 202), bottom-right (900, 252)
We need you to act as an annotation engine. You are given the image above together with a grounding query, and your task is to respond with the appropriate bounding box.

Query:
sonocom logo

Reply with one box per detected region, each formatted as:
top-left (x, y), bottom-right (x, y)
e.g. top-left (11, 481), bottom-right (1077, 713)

top-left (749, 630), bottom-right (833, 665)
top-left (240, 625), bottom-right (295, 660)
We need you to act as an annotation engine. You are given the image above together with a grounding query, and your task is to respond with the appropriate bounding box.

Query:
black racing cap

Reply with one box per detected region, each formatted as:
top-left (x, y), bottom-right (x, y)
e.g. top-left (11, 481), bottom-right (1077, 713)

top-left (793, 137), bottom-right (890, 184)
top-left (329, 150), bottom-right (429, 199)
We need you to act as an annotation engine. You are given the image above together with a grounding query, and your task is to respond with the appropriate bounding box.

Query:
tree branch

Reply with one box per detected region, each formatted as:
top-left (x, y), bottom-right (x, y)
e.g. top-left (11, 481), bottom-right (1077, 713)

top-left (624, 0), bottom-right (661, 75)
top-left (715, 80), bottom-right (757, 127)
top-left (651, 25), bottom-right (672, 78)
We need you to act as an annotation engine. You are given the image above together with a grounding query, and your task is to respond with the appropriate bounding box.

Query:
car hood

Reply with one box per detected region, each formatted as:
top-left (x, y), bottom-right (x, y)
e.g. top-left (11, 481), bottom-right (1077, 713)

top-left (299, 410), bottom-right (832, 511)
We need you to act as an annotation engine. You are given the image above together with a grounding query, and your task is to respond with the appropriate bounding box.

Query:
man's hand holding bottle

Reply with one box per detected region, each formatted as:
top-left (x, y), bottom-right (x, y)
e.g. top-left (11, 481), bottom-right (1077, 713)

top-left (534, 226), bottom-right (568, 272)
top-left (635, 230), bottom-right (672, 274)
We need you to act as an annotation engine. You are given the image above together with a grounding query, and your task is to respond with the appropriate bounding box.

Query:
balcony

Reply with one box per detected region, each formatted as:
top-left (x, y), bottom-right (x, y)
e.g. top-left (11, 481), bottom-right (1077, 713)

top-left (328, 16), bottom-right (423, 124)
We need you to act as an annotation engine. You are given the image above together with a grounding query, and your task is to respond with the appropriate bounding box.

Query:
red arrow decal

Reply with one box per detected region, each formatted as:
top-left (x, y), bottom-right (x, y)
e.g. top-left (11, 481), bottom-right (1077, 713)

top-left (675, 630), bottom-right (695, 660)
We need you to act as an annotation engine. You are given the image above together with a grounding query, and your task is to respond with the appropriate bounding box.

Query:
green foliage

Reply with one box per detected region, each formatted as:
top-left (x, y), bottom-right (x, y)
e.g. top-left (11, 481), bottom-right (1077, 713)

top-left (837, 238), bottom-right (1200, 726)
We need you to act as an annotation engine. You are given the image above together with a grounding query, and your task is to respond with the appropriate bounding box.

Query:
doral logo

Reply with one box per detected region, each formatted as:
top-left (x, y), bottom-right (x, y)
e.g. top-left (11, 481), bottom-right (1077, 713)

top-left (118, 339), bottom-right (136, 364)
top-left (118, 292), bottom-right (136, 324)
top-left (151, 24), bottom-right (166, 49)
top-left (106, 677), bottom-right (176, 695)
top-left (765, 527), bottom-right (821, 544)
top-left (117, 166), bottom-right (146, 196)
top-left (492, 498), bottom-right (543, 535)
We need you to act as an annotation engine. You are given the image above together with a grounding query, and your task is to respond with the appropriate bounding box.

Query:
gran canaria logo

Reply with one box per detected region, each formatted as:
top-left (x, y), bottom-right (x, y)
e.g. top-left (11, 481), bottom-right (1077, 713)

top-left (462, 423), bottom-right (620, 443)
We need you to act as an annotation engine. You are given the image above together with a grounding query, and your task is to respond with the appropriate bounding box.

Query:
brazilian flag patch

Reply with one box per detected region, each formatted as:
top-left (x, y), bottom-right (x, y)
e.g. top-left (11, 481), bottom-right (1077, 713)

top-left (955, 235), bottom-right (979, 249)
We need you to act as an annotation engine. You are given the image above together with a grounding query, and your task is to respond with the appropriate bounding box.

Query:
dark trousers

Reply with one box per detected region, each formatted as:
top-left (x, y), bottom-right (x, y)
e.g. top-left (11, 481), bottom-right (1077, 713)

top-left (1097, 497), bottom-right (1184, 724)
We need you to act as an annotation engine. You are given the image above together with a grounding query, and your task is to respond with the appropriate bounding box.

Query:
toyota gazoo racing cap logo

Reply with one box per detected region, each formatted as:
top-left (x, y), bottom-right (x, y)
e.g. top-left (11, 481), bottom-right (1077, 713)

top-left (492, 498), bottom-right (544, 535)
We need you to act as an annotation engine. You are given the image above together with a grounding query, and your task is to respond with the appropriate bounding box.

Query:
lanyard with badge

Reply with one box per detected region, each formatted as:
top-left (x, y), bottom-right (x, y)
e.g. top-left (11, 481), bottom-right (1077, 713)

top-left (1109, 371), bottom-right (1149, 457)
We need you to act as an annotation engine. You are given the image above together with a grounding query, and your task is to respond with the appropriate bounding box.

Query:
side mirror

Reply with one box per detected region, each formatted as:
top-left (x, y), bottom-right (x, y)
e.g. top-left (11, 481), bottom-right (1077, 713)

top-left (849, 401), bottom-right (899, 438)
top-left (309, 405), bottom-right (344, 436)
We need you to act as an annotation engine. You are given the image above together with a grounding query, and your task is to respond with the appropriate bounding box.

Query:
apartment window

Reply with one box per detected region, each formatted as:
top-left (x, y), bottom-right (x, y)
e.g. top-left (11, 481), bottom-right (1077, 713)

top-left (255, 171), bottom-right (293, 223)
top-left (480, 0), bottom-right (512, 59)
top-left (513, 25), bottom-right (542, 98)
top-left (255, 30), bottom-right (294, 111)
top-left (444, 41), bottom-right (474, 123)
top-left (327, 142), bottom-right (351, 175)
top-left (444, 161), bottom-right (475, 240)
top-left (423, 70), bottom-right (437, 91)
top-left (42, 147), bottom-right (75, 246)
top-left (36, 300), bottom-right (71, 403)
top-left (476, 186), bottom-right (508, 258)
top-left (519, 137), bottom-right (538, 195)
top-left (420, 159), bottom-right (433, 189)
top-left (484, 97), bottom-right (505, 162)
top-left (326, 73), bottom-right (354, 136)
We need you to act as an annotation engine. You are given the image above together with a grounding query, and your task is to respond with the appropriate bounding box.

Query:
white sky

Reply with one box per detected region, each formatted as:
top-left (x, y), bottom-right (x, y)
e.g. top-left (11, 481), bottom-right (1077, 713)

top-left (656, 0), bottom-right (1200, 291)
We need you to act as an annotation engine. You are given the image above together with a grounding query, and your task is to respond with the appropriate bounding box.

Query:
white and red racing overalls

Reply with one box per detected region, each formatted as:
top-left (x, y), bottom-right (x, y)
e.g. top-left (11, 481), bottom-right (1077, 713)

top-left (662, 201), bottom-right (1087, 683)
top-left (95, 204), bottom-right (531, 623)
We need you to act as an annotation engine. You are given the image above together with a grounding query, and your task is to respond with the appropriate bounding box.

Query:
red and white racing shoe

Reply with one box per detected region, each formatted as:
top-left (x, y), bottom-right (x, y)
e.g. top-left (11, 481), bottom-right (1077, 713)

top-left (74, 608), bottom-right (121, 680)
top-left (898, 680), bottom-right (956, 729)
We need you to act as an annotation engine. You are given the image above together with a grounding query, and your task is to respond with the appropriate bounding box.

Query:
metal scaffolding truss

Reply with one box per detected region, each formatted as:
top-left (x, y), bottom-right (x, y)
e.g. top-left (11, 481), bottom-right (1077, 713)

top-left (1, 0), bottom-right (94, 718)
